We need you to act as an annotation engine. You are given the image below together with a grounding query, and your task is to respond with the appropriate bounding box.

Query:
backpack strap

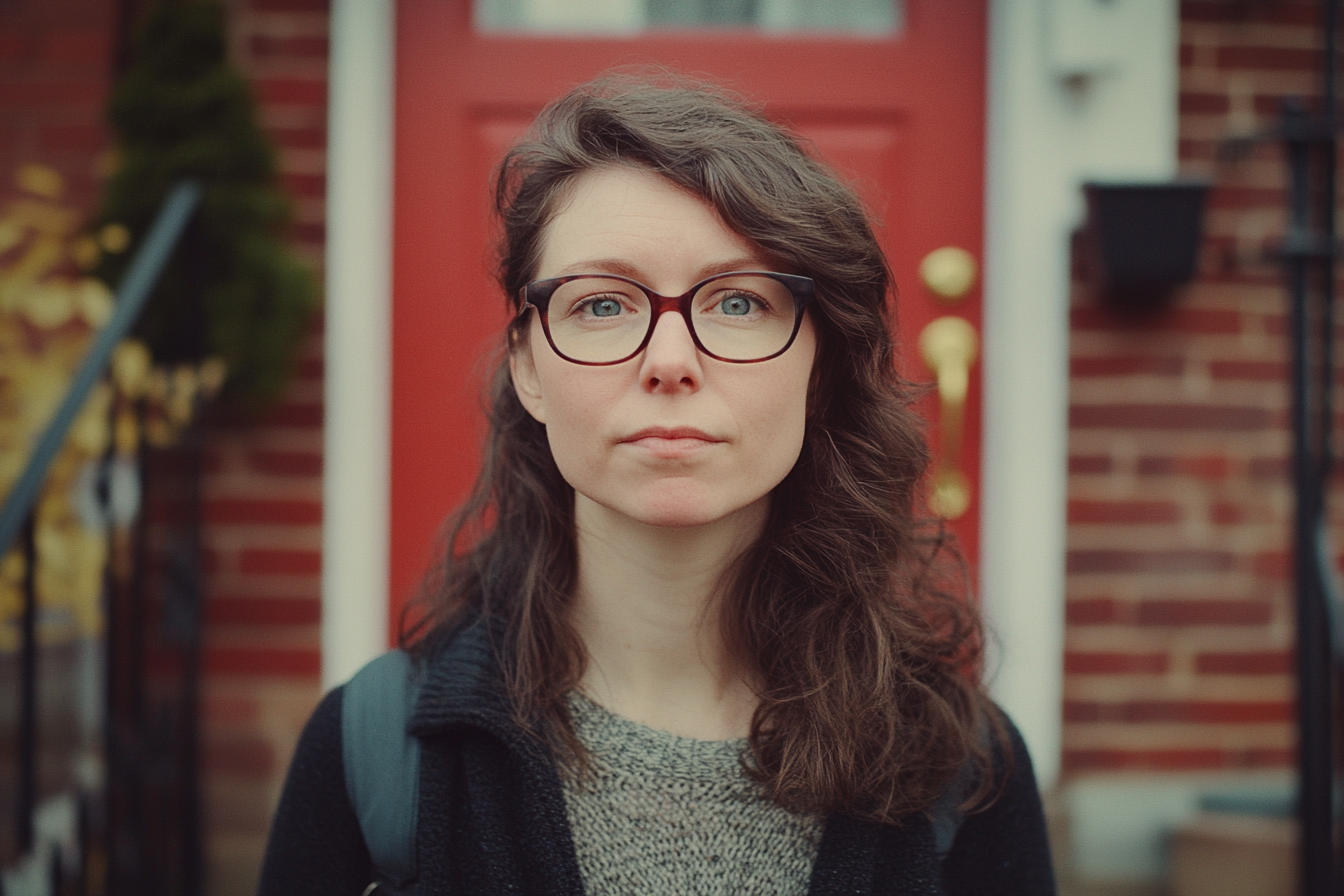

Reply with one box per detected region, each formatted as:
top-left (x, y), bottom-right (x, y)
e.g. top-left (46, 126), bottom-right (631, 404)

top-left (930, 776), bottom-right (966, 860)
top-left (342, 650), bottom-right (421, 891)
top-left (931, 715), bottom-right (999, 861)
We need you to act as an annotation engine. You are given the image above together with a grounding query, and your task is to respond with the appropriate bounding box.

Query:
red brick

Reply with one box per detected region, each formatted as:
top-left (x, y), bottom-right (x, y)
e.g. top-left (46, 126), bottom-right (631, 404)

top-left (1065, 597), bottom-right (1123, 625)
top-left (207, 596), bottom-right (321, 626)
top-left (1207, 186), bottom-right (1291, 213)
top-left (203, 734), bottom-right (275, 777)
top-left (1067, 550), bottom-right (1235, 575)
top-left (250, 35), bottom-right (329, 59)
top-left (1064, 651), bottom-right (1168, 674)
top-left (270, 126), bottom-right (327, 151)
top-left (1169, 308), bottom-right (1246, 335)
top-left (1068, 499), bottom-right (1182, 524)
top-left (1252, 549), bottom-right (1290, 578)
top-left (1069, 306), bottom-right (1241, 335)
top-left (1065, 699), bottom-right (1290, 724)
top-left (1252, 93), bottom-right (1300, 117)
top-left (1210, 500), bottom-right (1261, 524)
top-left (205, 646), bottom-right (321, 678)
top-left (1065, 748), bottom-right (1228, 772)
top-left (205, 497), bottom-right (322, 526)
top-left (1180, 92), bottom-right (1230, 115)
top-left (1248, 456), bottom-right (1289, 480)
top-left (1136, 454), bottom-right (1233, 480)
top-left (0, 35), bottom-right (28, 64)
top-left (226, 400), bottom-right (323, 428)
top-left (1181, 2), bottom-right (1318, 26)
top-left (1209, 360), bottom-right (1289, 381)
top-left (1179, 138), bottom-right (1216, 162)
top-left (1135, 598), bottom-right (1273, 626)
top-left (36, 123), bottom-right (106, 152)
top-left (1196, 650), bottom-right (1292, 675)
top-left (280, 171), bottom-right (325, 198)
top-left (1237, 747), bottom-right (1295, 767)
top-left (0, 78), bottom-right (105, 110)
top-left (249, 449), bottom-right (323, 477)
top-left (1068, 454), bottom-right (1113, 474)
top-left (255, 77), bottom-right (327, 106)
top-left (1070, 355), bottom-right (1186, 377)
top-left (252, 0), bottom-right (330, 9)
top-left (40, 30), bottom-right (109, 63)
top-left (290, 219), bottom-right (326, 245)
top-left (203, 694), bottom-right (260, 725)
top-left (1217, 46), bottom-right (1322, 72)
top-left (1263, 313), bottom-right (1289, 337)
top-left (239, 548), bottom-right (322, 576)
top-left (295, 354), bottom-right (325, 379)
top-left (1070, 404), bottom-right (1272, 431)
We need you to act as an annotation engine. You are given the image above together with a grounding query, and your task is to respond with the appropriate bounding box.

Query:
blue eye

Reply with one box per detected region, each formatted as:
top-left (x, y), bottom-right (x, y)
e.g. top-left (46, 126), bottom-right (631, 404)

top-left (589, 297), bottom-right (623, 317)
top-left (719, 295), bottom-right (754, 316)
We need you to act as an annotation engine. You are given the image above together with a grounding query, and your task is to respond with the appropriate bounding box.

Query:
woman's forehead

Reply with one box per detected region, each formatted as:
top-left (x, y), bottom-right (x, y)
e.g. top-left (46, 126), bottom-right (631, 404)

top-left (535, 166), bottom-right (774, 284)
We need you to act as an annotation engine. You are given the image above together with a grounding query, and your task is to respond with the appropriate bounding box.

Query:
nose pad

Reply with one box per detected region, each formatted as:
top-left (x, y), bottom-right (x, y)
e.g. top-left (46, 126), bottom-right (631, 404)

top-left (639, 309), bottom-right (702, 391)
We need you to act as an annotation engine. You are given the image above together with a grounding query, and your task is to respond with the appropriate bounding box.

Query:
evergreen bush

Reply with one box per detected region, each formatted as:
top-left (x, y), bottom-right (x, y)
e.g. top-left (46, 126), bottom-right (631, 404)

top-left (94, 0), bottom-right (320, 408)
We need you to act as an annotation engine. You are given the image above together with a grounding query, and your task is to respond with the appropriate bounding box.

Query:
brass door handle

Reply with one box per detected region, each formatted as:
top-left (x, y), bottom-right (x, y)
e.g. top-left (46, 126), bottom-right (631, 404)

top-left (918, 316), bottom-right (978, 519)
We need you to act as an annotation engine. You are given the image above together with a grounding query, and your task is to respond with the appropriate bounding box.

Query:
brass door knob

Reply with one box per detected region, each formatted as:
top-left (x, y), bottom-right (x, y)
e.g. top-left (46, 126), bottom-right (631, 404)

top-left (918, 316), bottom-right (978, 519)
top-left (919, 246), bottom-right (978, 304)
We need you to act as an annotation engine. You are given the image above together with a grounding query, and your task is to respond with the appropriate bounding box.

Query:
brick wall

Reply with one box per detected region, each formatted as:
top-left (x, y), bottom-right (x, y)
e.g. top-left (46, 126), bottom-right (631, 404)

top-left (1063, 0), bottom-right (1337, 777)
top-left (0, 1), bottom-right (327, 893)
top-left (200, 1), bottom-right (328, 892)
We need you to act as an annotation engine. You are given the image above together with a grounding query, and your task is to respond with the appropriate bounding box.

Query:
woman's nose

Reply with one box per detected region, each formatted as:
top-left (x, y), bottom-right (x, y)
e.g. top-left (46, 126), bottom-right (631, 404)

top-left (639, 309), bottom-right (703, 393)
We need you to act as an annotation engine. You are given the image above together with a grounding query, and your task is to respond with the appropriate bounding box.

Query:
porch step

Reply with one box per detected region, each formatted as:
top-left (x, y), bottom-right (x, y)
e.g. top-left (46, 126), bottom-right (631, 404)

top-left (1168, 812), bottom-right (1295, 896)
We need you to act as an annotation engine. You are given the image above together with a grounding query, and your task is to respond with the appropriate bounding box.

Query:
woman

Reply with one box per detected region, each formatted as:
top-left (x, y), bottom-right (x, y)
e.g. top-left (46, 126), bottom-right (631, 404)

top-left (259, 75), bottom-right (1055, 896)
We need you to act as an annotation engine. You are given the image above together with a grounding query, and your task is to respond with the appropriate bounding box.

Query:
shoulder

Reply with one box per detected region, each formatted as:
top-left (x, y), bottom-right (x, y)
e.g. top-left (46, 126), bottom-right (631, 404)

top-left (257, 684), bottom-right (371, 896)
top-left (941, 707), bottom-right (1057, 896)
top-left (290, 686), bottom-right (346, 773)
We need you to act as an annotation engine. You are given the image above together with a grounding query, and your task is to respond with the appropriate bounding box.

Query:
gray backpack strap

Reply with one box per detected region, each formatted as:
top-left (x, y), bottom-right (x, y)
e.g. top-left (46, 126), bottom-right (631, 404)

top-left (932, 716), bottom-right (998, 860)
top-left (930, 778), bottom-right (966, 860)
top-left (342, 650), bottom-right (421, 890)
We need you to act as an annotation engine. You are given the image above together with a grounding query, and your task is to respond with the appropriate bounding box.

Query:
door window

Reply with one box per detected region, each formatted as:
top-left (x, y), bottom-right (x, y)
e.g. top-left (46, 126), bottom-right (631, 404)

top-left (474, 0), bottom-right (901, 35)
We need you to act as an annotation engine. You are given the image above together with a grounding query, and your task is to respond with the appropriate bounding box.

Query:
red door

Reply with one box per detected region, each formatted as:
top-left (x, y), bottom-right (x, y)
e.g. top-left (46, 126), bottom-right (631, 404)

top-left (391, 0), bottom-right (986, 633)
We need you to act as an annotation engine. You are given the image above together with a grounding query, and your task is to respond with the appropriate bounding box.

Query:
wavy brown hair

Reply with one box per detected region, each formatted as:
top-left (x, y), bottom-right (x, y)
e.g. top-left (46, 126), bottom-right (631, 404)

top-left (405, 73), bottom-right (1003, 823)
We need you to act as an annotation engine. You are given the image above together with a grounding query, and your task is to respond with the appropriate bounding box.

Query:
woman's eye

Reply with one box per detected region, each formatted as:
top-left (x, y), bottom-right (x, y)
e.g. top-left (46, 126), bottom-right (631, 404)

top-left (719, 295), bottom-right (755, 316)
top-left (572, 294), bottom-right (629, 318)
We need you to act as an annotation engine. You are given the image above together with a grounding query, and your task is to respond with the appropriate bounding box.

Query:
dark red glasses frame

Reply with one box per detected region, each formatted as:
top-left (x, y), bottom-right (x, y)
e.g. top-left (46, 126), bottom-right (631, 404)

top-left (515, 270), bottom-right (816, 365)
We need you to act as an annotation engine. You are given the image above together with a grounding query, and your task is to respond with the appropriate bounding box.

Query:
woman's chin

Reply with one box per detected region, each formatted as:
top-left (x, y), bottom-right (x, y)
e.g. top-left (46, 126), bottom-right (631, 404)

top-left (579, 489), bottom-right (769, 535)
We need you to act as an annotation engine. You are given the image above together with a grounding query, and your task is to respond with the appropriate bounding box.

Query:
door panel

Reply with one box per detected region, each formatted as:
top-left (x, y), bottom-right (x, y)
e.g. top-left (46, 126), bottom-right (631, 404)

top-left (392, 0), bottom-right (985, 631)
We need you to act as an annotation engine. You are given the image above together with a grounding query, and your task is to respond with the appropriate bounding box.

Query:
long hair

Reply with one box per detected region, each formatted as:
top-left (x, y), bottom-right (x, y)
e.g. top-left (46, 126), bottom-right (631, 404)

top-left (405, 73), bottom-right (1002, 823)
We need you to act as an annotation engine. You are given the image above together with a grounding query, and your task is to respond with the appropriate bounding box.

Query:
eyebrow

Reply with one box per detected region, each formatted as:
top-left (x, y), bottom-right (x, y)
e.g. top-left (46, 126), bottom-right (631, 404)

top-left (553, 256), bottom-right (771, 282)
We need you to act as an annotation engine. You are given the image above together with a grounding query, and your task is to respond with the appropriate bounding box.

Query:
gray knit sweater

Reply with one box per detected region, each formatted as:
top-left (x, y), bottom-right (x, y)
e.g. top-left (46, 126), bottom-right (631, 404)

top-left (562, 693), bottom-right (824, 895)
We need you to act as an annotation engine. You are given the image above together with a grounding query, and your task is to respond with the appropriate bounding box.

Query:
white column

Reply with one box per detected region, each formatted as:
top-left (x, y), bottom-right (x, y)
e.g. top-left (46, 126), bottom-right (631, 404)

top-left (322, 0), bottom-right (394, 689)
top-left (982, 0), bottom-right (1178, 789)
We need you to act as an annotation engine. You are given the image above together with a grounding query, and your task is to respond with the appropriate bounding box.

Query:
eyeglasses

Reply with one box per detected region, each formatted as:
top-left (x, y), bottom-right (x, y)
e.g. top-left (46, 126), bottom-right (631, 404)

top-left (516, 271), bottom-right (815, 365)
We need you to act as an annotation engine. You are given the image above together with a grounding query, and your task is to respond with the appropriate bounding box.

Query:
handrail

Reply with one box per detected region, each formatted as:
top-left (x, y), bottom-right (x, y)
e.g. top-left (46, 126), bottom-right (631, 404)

top-left (0, 179), bottom-right (201, 557)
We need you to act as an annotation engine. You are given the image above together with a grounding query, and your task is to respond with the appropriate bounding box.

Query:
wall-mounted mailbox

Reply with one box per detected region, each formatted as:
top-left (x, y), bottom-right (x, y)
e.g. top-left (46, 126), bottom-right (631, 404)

top-left (1083, 181), bottom-right (1209, 313)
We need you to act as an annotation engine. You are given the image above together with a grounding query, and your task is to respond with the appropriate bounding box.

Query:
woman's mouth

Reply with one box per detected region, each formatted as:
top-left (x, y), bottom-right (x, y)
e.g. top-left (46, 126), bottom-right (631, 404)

top-left (620, 427), bottom-right (722, 458)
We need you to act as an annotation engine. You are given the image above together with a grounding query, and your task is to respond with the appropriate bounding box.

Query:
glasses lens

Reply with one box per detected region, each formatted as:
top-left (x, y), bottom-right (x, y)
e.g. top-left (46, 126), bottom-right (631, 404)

top-left (692, 274), bottom-right (799, 361)
top-left (544, 277), bottom-right (651, 363)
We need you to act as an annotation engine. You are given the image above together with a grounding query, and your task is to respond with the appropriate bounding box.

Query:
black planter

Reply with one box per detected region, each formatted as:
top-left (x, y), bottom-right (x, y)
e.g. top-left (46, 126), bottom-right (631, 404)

top-left (1083, 181), bottom-right (1209, 314)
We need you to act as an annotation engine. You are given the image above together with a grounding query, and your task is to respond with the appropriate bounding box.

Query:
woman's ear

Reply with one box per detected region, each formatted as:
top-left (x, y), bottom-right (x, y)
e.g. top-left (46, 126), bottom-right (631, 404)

top-left (509, 339), bottom-right (548, 425)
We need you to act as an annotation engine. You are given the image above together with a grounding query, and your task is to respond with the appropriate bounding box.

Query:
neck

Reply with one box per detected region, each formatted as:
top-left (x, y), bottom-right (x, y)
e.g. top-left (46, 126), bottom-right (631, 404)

top-left (570, 494), bottom-right (766, 740)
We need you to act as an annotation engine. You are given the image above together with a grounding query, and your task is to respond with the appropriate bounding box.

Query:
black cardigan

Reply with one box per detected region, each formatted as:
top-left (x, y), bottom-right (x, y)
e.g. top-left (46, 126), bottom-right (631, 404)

top-left (257, 624), bottom-right (1056, 895)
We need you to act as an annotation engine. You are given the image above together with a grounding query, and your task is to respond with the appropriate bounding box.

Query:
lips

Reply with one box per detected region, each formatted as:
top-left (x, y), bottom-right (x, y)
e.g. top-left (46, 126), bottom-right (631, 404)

top-left (620, 426), bottom-right (723, 458)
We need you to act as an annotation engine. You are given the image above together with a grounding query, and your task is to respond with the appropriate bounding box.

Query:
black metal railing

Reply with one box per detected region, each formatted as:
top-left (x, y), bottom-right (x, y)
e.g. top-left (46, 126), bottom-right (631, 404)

top-left (0, 180), bottom-right (205, 896)
top-left (1238, 19), bottom-right (1344, 892)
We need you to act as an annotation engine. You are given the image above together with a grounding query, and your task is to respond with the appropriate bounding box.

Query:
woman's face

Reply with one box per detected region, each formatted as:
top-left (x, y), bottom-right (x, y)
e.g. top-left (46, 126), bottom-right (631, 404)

top-left (510, 165), bottom-right (817, 534)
